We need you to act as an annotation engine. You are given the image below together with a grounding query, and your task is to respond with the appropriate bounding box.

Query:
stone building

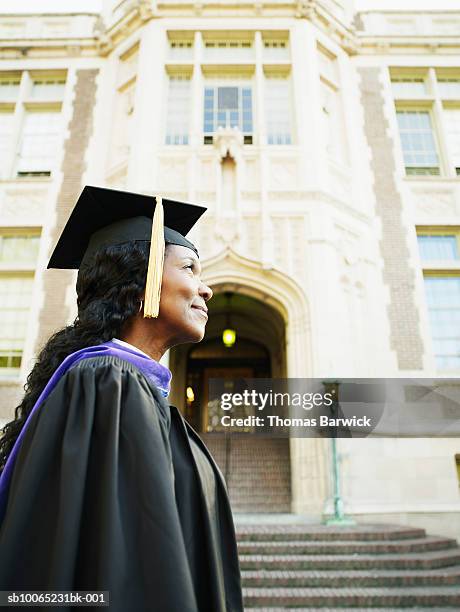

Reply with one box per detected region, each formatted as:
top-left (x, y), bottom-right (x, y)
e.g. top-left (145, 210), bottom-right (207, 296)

top-left (0, 0), bottom-right (459, 538)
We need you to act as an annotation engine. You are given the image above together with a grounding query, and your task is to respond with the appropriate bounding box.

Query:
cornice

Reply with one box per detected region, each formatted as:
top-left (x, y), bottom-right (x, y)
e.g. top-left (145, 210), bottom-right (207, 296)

top-left (357, 37), bottom-right (460, 56)
top-left (97, 0), bottom-right (156, 56)
top-left (1, 4), bottom-right (460, 60)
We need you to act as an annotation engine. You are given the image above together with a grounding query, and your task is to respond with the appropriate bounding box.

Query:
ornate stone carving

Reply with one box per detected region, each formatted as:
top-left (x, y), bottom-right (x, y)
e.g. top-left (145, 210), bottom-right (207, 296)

top-left (0, 189), bottom-right (47, 222)
top-left (412, 189), bottom-right (456, 217)
top-left (213, 127), bottom-right (243, 161)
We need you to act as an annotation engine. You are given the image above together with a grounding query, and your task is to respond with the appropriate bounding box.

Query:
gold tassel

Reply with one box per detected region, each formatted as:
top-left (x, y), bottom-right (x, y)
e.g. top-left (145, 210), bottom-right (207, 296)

top-left (143, 196), bottom-right (165, 318)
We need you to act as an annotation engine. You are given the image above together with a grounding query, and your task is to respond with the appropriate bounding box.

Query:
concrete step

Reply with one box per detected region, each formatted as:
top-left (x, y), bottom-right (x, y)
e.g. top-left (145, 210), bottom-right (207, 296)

top-left (241, 567), bottom-right (460, 588)
top-left (237, 536), bottom-right (458, 556)
top-left (242, 585), bottom-right (460, 608)
top-left (236, 523), bottom-right (426, 542)
top-left (239, 548), bottom-right (460, 571)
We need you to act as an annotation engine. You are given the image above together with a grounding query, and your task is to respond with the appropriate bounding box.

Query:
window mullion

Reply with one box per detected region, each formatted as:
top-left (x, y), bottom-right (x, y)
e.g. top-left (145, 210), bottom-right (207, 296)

top-left (191, 31), bottom-right (202, 148)
top-left (254, 31), bottom-right (266, 147)
top-left (6, 72), bottom-right (29, 179)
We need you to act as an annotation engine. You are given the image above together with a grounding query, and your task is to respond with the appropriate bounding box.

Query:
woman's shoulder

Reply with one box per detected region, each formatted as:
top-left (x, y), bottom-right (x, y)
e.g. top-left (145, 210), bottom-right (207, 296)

top-left (44, 354), bottom-right (171, 428)
top-left (70, 354), bottom-right (147, 375)
top-left (63, 355), bottom-right (166, 404)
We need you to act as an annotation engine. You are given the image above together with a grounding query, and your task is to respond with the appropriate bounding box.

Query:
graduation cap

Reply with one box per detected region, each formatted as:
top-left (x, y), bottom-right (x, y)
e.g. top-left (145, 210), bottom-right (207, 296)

top-left (48, 185), bottom-right (206, 318)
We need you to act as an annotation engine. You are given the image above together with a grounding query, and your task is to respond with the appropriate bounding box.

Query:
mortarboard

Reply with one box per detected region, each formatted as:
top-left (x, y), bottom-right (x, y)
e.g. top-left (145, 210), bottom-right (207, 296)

top-left (47, 185), bottom-right (206, 318)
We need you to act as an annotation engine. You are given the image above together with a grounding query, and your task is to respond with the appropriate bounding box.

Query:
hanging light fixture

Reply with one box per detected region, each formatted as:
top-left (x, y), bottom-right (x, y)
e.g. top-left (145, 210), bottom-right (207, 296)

top-left (222, 292), bottom-right (236, 348)
top-left (186, 386), bottom-right (195, 403)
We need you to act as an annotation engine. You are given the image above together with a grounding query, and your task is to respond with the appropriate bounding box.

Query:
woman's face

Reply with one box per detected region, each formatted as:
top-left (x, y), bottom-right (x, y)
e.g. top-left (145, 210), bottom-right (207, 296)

top-left (158, 244), bottom-right (213, 345)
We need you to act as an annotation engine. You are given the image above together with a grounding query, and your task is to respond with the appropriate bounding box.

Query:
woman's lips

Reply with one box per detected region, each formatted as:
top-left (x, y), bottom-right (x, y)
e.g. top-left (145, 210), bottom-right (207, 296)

top-left (191, 305), bottom-right (208, 319)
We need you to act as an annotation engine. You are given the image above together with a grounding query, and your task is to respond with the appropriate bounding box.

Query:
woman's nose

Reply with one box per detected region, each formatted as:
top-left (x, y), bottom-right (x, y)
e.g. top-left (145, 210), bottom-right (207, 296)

top-left (200, 283), bottom-right (213, 302)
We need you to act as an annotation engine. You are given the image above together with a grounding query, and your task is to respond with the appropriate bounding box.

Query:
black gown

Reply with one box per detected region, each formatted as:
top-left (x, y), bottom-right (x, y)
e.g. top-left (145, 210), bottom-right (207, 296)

top-left (0, 355), bottom-right (244, 612)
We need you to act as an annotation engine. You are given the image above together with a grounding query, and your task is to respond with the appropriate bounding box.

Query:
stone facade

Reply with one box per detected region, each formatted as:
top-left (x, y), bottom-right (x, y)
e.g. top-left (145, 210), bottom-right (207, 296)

top-left (0, 0), bottom-right (459, 536)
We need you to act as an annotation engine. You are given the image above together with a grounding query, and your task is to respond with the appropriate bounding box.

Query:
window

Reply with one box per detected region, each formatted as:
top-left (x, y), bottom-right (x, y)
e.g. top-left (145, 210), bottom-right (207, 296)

top-left (204, 41), bottom-right (251, 49)
top-left (30, 78), bottom-right (65, 99)
top-left (0, 111), bottom-right (14, 169)
top-left (16, 110), bottom-right (62, 176)
top-left (264, 41), bottom-right (287, 49)
top-left (391, 78), bottom-right (427, 98)
top-left (443, 108), bottom-right (460, 175)
top-left (418, 229), bottom-right (460, 371)
top-left (0, 232), bottom-right (40, 376)
top-left (396, 110), bottom-right (440, 175)
top-left (165, 76), bottom-right (191, 145)
top-left (417, 235), bottom-right (459, 261)
top-left (265, 77), bottom-right (292, 145)
top-left (0, 70), bottom-right (65, 178)
top-left (203, 85), bottom-right (253, 144)
top-left (0, 234), bottom-right (40, 263)
top-left (202, 39), bottom-right (254, 62)
top-left (168, 40), bottom-right (193, 60)
top-left (418, 235), bottom-right (459, 260)
top-left (391, 69), bottom-right (460, 177)
top-left (438, 79), bottom-right (460, 98)
top-left (423, 276), bottom-right (460, 370)
top-left (0, 78), bottom-right (20, 100)
top-left (262, 38), bottom-right (289, 60)
top-left (0, 276), bottom-right (34, 372)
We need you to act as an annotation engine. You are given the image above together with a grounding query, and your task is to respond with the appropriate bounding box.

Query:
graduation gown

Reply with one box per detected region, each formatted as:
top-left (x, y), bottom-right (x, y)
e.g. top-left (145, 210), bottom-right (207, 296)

top-left (0, 354), bottom-right (244, 612)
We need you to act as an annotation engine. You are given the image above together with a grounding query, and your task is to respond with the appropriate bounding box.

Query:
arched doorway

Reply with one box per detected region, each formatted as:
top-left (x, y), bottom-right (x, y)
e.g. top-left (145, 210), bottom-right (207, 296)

top-left (186, 335), bottom-right (271, 433)
top-left (169, 247), bottom-right (328, 517)
top-left (170, 289), bottom-right (291, 513)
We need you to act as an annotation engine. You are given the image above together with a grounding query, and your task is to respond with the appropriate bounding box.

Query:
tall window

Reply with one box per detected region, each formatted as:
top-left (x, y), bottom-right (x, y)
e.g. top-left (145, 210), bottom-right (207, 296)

top-left (417, 228), bottom-right (460, 371)
top-left (265, 77), bottom-right (292, 145)
top-left (396, 110), bottom-right (440, 176)
top-left (0, 71), bottom-right (65, 178)
top-left (392, 69), bottom-right (460, 177)
top-left (444, 108), bottom-right (460, 176)
top-left (203, 85), bottom-right (253, 144)
top-left (165, 76), bottom-right (191, 145)
top-left (423, 276), bottom-right (460, 370)
top-left (16, 110), bottom-right (61, 176)
top-left (0, 233), bottom-right (40, 375)
top-left (0, 111), bottom-right (14, 169)
top-left (417, 234), bottom-right (460, 261)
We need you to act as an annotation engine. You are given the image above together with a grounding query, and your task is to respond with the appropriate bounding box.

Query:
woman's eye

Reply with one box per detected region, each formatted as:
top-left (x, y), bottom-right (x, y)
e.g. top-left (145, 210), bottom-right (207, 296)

top-left (184, 264), bottom-right (193, 270)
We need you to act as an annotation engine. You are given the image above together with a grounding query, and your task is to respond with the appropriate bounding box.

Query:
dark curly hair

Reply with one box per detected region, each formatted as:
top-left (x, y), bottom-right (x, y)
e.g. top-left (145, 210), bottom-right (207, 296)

top-left (0, 240), bottom-right (152, 474)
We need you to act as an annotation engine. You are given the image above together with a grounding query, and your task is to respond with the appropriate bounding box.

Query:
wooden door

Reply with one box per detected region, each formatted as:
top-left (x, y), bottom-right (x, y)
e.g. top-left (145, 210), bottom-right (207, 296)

top-left (202, 367), bottom-right (254, 432)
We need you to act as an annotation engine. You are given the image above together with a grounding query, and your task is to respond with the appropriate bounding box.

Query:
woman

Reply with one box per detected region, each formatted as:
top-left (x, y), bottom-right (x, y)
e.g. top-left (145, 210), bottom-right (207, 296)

top-left (0, 186), bottom-right (244, 612)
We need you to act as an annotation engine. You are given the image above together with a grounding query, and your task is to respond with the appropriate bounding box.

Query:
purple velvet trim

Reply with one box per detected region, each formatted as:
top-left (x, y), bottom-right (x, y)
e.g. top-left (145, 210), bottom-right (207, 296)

top-left (0, 341), bottom-right (171, 523)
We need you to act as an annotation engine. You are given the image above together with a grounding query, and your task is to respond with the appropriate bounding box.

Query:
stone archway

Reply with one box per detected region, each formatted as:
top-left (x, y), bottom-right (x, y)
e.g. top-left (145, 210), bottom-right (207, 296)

top-left (169, 248), bottom-right (330, 517)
